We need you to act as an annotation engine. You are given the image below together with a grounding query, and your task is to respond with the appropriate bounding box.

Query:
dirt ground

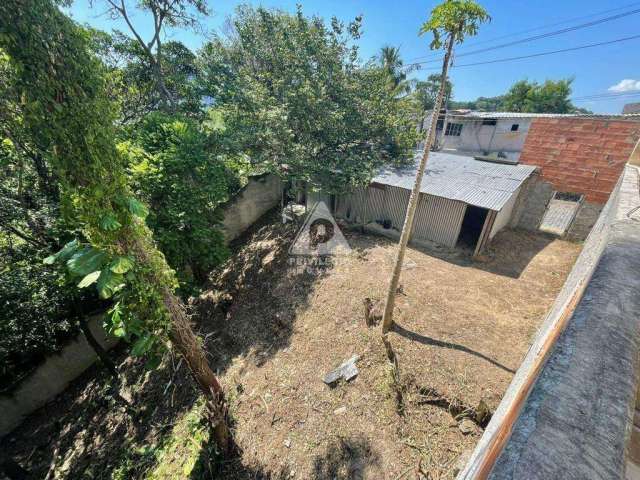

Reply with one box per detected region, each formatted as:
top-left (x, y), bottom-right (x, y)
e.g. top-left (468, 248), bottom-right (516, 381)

top-left (0, 212), bottom-right (581, 480)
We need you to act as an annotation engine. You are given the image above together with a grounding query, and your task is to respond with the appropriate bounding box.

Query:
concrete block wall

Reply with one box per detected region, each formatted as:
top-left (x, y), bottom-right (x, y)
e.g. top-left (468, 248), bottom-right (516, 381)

top-left (221, 173), bottom-right (282, 243)
top-left (0, 316), bottom-right (118, 435)
top-left (566, 202), bottom-right (604, 242)
top-left (512, 174), bottom-right (554, 231)
top-left (519, 118), bottom-right (640, 204)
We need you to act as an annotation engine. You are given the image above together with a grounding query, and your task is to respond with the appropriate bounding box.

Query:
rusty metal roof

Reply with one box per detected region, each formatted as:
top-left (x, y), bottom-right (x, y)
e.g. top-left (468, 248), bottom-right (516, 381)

top-left (372, 151), bottom-right (537, 211)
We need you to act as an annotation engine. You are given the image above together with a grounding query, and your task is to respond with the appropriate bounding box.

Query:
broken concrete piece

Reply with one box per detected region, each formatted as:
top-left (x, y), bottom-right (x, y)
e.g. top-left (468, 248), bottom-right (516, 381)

top-left (333, 406), bottom-right (347, 415)
top-left (322, 355), bottom-right (359, 386)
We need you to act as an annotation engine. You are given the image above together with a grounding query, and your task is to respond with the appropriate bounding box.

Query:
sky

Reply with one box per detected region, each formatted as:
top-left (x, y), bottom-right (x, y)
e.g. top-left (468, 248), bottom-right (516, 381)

top-left (67, 0), bottom-right (640, 114)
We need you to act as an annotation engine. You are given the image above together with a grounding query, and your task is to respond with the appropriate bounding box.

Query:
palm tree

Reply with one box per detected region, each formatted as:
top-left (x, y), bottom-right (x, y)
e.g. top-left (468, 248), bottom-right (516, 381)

top-left (380, 45), bottom-right (409, 93)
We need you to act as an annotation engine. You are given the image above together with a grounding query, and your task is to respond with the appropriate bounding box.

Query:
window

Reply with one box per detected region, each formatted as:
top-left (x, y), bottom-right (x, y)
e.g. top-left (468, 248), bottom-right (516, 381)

top-left (482, 119), bottom-right (497, 126)
top-left (511, 123), bottom-right (520, 131)
top-left (445, 123), bottom-right (463, 136)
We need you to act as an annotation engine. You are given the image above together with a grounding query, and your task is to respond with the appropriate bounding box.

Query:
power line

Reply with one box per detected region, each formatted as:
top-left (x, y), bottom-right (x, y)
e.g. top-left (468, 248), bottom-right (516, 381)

top-left (573, 91), bottom-right (640, 101)
top-left (408, 7), bottom-right (640, 66)
top-left (407, 1), bottom-right (640, 63)
top-left (404, 34), bottom-right (640, 70)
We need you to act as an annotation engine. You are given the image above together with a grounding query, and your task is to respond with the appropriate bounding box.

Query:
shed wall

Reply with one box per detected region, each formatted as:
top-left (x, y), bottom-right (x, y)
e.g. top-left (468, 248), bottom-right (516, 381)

top-left (413, 194), bottom-right (466, 247)
top-left (490, 185), bottom-right (520, 239)
top-left (336, 185), bottom-right (466, 248)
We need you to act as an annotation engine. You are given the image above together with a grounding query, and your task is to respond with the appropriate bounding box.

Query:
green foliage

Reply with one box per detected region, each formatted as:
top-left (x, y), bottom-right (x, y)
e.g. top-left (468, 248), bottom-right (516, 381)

top-left (197, 5), bottom-right (419, 194)
top-left (0, 0), bottom-right (185, 367)
top-left (0, 242), bottom-right (96, 389)
top-left (380, 45), bottom-right (410, 93)
top-left (122, 113), bottom-right (232, 286)
top-left (89, 29), bottom-right (203, 122)
top-left (420, 0), bottom-right (491, 49)
top-left (412, 74), bottom-right (453, 112)
top-left (502, 78), bottom-right (581, 114)
top-left (448, 78), bottom-right (592, 114)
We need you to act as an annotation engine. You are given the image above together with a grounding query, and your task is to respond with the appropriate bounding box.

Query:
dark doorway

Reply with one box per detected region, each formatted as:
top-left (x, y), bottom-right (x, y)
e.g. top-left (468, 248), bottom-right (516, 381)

top-left (458, 205), bottom-right (488, 249)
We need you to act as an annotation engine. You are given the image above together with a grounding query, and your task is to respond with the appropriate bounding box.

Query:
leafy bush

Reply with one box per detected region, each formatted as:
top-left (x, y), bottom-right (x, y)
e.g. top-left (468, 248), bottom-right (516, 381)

top-left (0, 243), bottom-right (92, 390)
top-left (122, 113), bottom-right (237, 288)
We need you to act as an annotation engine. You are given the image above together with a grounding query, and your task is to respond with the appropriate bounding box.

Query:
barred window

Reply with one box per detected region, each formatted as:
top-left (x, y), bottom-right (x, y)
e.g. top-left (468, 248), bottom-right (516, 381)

top-left (445, 123), bottom-right (463, 136)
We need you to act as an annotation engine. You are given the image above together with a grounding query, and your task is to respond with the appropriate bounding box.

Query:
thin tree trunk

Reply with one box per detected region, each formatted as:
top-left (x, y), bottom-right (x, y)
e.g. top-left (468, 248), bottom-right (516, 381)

top-left (79, 318), bottom-right (119, 379)
top-left (163, 288), bottom-right (232, 454)
top-left (381, 34), bottom-right (455, 334)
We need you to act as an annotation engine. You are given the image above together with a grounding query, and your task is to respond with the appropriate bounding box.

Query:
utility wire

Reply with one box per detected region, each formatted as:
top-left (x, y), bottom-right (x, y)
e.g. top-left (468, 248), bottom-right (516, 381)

top-left (409, 8), bottom-right (640, 65)
top-left (407, 1), bottom-right (640, 63)
top-left (573, 91), bottom-right (640, 101)
top-left (405, 34), bottom-right (640, 70)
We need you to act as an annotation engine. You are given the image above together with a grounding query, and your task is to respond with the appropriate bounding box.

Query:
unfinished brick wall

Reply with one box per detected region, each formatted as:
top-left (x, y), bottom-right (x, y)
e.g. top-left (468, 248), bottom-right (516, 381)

top-left (519, 118), bottom-right (640, 204)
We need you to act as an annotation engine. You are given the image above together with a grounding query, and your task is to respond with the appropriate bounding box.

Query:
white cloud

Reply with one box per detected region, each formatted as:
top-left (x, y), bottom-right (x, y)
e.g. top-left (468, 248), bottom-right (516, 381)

top-left (608, 79), bottom-right (640, 92)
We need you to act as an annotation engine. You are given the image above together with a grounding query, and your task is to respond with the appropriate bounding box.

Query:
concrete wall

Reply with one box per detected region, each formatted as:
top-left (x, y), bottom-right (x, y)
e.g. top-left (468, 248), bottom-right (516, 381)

top-left (0, 316), bottom-right (117, 436)
top-left (566, 202), bottom-right (604, 242)
top-left (519, 117), bottom-right (640, 203)
top-left (221, 173), bottom-right (282, 243)
top-left (513, 174), bottom-right (555, 231)
top-left (441, 118), bottom-right (532, 163)
top-left (459, 164), bottom-right (640, 479)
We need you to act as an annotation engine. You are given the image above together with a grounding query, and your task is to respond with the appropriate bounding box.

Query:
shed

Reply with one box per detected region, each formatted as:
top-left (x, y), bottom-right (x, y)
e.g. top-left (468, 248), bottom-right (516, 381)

top-left (334, 152), bottom-right (536, 254)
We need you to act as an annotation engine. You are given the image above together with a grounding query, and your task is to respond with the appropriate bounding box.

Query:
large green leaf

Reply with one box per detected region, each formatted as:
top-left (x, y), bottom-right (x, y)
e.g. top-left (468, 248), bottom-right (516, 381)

top-left (96, 269), bottom-right (125, 299)
top-left (77, 270), bottom-right (101, 288)
top-left (131, 335), bottom-right (154, 357)
top-left (126, 197), bottom-right (149, 219)
top-left (43, 239), bottom-right (79, 265)
top-left (110, 256), bottom-right (134, 274)
top-left (100, 214), bottom-right (122, 231)
top-left (67, 248), bottom-right (108, 277)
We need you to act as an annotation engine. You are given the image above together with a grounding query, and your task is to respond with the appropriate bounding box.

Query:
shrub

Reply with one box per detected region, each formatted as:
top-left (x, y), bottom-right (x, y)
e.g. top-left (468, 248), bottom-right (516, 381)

top-left (122, 113), bottom-right (237, 288)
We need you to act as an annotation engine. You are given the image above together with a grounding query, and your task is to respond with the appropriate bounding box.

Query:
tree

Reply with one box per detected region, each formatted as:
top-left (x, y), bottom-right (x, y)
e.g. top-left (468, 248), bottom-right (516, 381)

top-left (89, 29), bottom-right (203, 122)
top-left (122, 112), bottom-right (232, 287)
top-left (197, 6), bottom-right (418, 195)
top-left (381, 0), bottom-right (490, 334)
top-left (502, 78), bottom-right (576, 113)
top-left (450, 95), bottom-right (503, 111)
top-left (0, 0), bottom-right (232, 453)
top-left (412, 74), bottom-right (453, 132)
top-left (93, 0), bottom-right (208, 111)
top-left (380, 45), bottom-right (409, 93)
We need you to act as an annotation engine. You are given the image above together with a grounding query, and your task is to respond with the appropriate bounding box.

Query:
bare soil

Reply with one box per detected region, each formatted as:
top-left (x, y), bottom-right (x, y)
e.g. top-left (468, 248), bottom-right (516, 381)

top-left (0, 212), bottom-right (581, 480)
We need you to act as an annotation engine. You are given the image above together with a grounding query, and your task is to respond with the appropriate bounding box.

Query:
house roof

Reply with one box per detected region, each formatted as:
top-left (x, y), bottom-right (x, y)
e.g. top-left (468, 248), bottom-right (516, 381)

top-left (445, 110), bottom-right (640, 120)
top-left (623, 103), bottom-right (640, 115)
top-left (372, 151), bottom-right (537, 211)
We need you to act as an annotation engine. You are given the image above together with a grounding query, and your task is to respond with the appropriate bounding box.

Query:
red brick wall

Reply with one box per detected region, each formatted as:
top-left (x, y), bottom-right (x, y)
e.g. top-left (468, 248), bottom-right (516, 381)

top-left (519, 118), bottom-right (640, 203)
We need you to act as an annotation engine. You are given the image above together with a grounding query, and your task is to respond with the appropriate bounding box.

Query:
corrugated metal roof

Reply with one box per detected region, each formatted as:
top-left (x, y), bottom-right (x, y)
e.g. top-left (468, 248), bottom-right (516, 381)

top-left (446, 111), bottom-right (640, 120)
top-left (372, 151), bottom-right (536, 211)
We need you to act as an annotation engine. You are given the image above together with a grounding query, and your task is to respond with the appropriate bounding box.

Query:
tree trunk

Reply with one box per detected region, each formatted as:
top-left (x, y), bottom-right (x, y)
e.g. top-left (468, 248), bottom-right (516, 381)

top-left (381, 34), bottom-right (455, 334)
top-left (163, 288), bottom-right (232, 454)
top-left (79, 318), bottom-right (119, 379)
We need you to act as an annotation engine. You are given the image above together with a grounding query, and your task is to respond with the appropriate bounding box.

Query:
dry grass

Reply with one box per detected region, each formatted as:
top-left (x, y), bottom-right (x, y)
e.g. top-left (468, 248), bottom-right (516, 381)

top-left (1, 214), bottom-right (581, 479)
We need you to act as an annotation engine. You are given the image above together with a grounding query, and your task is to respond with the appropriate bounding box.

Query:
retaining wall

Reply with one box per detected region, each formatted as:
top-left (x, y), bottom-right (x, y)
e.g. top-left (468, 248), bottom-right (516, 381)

top-left (0, 316), bottom-right (117, 436)
top-left (221, 173), bottom-right (282, 243)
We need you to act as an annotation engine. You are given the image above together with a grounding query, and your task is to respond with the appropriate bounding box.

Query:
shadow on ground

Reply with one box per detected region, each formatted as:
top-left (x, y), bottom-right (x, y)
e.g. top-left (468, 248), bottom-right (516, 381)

top-left (392, 323), bottom-right (516, 374)
top-left (1, 210), bottom-right (331, 480)
top-left (347, 225), bottom-right (557, 279)
top-left (187, 434), bottom-right (380, 480)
